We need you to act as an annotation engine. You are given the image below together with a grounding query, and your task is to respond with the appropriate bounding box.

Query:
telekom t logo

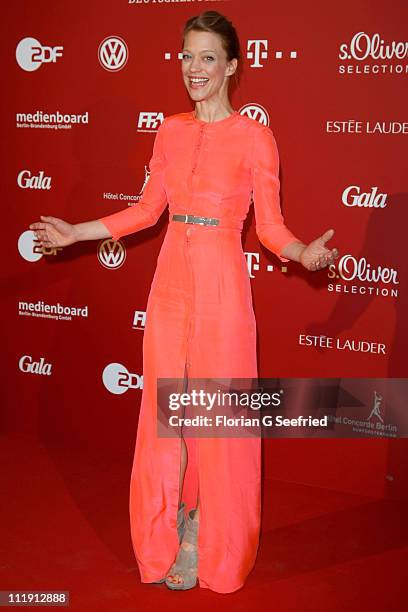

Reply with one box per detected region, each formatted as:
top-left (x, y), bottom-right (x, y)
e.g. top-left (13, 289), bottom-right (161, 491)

top-left (247, 40), bottom-right (268, 67)
top-left (246, 40), bottom-right (298, 66)
top-left (164, 39), bottom-right (296, 67)
top-left (245, 252), bottom-right (260, 279)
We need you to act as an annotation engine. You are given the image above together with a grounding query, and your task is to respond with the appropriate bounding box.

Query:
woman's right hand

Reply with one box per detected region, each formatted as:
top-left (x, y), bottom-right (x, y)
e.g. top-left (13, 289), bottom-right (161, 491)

top-left (29, 215), bottom-right (78, 248)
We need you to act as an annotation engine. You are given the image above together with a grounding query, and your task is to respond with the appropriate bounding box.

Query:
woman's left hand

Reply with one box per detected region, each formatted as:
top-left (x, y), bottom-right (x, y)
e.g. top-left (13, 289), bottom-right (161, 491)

top-left (299, 228), bottom-right (339, 271)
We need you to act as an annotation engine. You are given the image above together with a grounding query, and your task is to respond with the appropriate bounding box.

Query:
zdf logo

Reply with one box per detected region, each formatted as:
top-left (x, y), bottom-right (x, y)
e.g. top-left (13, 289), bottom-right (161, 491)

top-left (98, 36), bottom-right (128, 71)
top-left (18, 230), bottom-right (62, 262)
top-left (102, 363), bottom-right (143, 394)
top-left (16, 37), bottom-right (63, 71)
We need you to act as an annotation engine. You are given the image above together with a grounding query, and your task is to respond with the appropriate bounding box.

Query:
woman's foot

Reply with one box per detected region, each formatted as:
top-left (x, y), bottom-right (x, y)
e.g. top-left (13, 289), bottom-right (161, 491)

top-left (165, 508), bottom-right (199, 590)
top-left (152, 501), bottom-right (187, 584)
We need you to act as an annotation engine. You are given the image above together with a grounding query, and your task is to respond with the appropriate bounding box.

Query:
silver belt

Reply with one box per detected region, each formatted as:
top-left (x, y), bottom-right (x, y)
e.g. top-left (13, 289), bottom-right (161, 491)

top-left (172, 214), bottom-right (220, 226)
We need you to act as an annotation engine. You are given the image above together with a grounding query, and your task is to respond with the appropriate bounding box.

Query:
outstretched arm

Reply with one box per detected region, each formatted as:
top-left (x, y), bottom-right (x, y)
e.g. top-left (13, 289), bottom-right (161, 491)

top-left (29, 215), bottom-right (111, 248)
top-left (29, 120), bottom-right (169, 247)
top-left (252, 125), bottom-right (338, 270)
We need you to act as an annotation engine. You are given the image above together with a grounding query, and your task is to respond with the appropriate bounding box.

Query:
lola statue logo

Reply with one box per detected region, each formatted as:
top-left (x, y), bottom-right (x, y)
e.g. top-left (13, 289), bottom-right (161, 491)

top-left (368, 390), bottom-right (384, 423)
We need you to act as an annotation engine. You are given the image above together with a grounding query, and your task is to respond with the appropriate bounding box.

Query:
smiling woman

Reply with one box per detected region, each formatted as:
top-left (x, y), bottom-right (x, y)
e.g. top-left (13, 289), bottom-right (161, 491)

top-left (28, 7), bottom-right (338, 596)
top-left (109, 12), bottom-right (336, 593)
top-left (180, 12), bottom-right (240, 122)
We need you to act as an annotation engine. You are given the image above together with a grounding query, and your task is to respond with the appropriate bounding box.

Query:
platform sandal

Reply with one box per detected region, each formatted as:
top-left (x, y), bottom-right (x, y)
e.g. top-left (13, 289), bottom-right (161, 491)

top-left (165, 508), bottom-right (199, 590)
top-left (152, 501), bottom-right (187, 584)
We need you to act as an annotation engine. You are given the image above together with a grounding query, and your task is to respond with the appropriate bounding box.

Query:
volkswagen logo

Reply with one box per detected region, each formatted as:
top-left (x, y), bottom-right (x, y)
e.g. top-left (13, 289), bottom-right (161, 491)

top-left (98, 36), bottom-right (128, 72)
top-left (98, 238), bottom-right (126, 269)
top-left (238, 103), bottom-right (270, 126)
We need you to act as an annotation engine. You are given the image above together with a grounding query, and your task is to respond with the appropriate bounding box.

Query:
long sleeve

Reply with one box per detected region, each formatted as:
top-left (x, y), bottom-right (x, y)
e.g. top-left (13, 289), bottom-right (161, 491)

top-left (98, 119), bottom-right (168, 241)
top-left (251, 125), bottom-right (302, 262)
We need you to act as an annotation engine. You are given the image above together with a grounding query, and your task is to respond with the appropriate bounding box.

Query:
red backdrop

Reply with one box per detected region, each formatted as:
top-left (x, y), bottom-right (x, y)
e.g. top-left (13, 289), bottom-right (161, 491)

top-left (2, 0), bottom-right (407, 501)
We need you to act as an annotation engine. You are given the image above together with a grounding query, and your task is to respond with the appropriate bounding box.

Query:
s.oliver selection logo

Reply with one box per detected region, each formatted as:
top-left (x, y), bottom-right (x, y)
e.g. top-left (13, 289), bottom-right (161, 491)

top-left (102, 363), bottom-right (143, 394)
top-left (342, 185), bottom-right (387, 209)
top-left (16, 37), bottom-right (63, 71)
top-left (97, 238), bottom-right (126, 269)
top-left (338, 31), bottom-right (408, 75)
top-left (328, 255), bottom-right (399, 298)
top-left (17, 170), bottom-right (51, 190)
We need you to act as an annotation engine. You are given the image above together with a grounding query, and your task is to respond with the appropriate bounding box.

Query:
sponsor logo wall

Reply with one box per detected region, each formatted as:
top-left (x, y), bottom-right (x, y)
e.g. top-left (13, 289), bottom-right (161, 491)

top-left (3, 0), bottom-right (407, 471)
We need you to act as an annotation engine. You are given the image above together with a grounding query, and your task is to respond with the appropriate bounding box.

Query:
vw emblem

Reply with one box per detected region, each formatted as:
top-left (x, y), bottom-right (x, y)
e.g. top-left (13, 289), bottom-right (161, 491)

top-left (238, 103), bottom-right (270, 126)
top-left (98, 36), bottom-right (128, 72)
top-left (98, 238), bottom-right (126, 269)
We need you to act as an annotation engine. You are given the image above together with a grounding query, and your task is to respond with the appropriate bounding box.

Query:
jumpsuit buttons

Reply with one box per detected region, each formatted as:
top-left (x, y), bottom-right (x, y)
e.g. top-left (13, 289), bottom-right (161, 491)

top-left (182, 122), bottom-right (206, 516)
top-left (185, 122), bottom-right (205, 373)
top-left (185, 231), bottom-right (192, 373)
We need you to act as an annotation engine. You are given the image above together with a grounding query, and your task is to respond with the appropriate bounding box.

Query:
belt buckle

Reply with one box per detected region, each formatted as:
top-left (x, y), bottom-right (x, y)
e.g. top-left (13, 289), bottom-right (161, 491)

top-left (195, 216), bottom-right (210, 226)
top-left (205, 217), bottom-right (219, 226)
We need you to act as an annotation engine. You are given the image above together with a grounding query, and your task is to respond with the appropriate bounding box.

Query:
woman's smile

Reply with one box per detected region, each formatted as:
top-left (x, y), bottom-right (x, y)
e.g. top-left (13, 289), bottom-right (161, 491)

top-left (188, 76), bottom-right (210, 89)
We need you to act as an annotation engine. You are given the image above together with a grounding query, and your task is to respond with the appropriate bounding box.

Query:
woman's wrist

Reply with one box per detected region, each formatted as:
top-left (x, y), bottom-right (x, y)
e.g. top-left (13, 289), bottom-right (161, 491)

top-left (73, 220), bottom-right (111, 242)
top-left (280, 240), bottom-right (307, 263)
top-left (73, 223), bottom-right (84, 242)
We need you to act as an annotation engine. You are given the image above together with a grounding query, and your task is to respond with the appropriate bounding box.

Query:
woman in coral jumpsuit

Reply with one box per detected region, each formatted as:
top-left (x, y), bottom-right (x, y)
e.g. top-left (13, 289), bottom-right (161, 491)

top-left (30, 11), bottom-right (338, 594)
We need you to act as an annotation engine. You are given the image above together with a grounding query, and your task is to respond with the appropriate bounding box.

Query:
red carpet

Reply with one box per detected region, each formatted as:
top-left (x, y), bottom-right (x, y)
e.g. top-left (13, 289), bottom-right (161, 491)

top-left (1, 432), bottom-right (406, 611)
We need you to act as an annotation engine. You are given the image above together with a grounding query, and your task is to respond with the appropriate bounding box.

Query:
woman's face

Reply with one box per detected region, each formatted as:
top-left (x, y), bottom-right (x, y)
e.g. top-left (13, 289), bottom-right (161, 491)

top-left (181, 30), bottom-right (237, 103)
